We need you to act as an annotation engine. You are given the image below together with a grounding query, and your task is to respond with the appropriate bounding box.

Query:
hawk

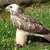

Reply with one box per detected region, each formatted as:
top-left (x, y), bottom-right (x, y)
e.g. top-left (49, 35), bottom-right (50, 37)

top-left (5, 4), bottom-right (50, 48)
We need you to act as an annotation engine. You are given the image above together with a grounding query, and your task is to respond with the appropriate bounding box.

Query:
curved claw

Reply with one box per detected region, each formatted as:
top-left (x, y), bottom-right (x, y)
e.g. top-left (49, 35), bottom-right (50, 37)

top-left (16, 44), bottom-right (22, 48)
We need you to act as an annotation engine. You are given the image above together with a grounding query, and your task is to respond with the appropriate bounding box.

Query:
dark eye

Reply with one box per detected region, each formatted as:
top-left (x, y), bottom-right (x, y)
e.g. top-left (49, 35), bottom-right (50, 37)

top-left (10, 6), bottom-right (12, 8)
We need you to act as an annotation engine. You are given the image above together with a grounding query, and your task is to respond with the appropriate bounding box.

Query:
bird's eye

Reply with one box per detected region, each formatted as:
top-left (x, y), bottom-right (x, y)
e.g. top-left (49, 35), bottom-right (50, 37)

top-left (10, 6), bottom-right (12, 8)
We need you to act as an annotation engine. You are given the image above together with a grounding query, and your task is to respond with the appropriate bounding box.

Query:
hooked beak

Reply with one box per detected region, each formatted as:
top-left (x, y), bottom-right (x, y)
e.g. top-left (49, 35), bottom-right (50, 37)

top-left (5, 6), bottom-right (10, 12)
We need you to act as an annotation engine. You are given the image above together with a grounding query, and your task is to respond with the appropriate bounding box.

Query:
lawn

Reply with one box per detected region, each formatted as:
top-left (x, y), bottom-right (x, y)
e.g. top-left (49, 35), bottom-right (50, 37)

top-left (0, 3), bottom-right (50, 50)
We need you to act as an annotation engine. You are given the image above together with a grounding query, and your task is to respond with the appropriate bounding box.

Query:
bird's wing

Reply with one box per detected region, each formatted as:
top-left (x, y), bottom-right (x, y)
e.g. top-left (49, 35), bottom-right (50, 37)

top-left (15, 14), bottom-right (50, 34)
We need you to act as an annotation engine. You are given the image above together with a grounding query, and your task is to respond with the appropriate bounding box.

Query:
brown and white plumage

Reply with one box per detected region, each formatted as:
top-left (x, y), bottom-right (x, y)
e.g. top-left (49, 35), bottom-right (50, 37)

top-left (11, 13), bottom-right (50, 34)
top-left (5, 4), bottom-right (50, 47)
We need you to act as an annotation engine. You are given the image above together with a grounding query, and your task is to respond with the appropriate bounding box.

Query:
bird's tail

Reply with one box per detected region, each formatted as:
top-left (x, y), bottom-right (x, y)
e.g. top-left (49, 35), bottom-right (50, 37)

top-left (43, 34), bottom-right (50, 42)
top-left (29, 33), bottom-right (50, 42)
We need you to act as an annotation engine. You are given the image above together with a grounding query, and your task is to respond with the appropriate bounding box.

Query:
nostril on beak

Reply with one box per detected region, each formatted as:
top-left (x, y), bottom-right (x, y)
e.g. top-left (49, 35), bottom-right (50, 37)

top-left (16, 44), bottom-right (22, 48)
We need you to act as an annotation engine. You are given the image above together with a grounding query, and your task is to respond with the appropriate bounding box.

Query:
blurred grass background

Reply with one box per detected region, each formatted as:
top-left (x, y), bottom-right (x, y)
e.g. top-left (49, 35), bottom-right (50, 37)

top-left (0, 2), bottom-right (50, 50)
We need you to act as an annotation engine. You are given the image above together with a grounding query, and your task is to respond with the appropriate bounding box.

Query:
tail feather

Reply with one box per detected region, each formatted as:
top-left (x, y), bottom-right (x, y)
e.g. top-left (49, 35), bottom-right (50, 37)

top-left (44, 34), bottom-right (50, 41)
top-left (29, 33), bottom-right (50, 42)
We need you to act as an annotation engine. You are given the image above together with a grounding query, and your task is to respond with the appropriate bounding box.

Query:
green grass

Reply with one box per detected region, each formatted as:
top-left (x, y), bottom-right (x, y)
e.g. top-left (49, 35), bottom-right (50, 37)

top-left (0, 3), bottom-right (50, 50)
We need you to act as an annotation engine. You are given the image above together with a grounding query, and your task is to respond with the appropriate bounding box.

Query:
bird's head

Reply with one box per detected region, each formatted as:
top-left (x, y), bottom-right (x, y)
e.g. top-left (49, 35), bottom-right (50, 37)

top-left (5, 4), bottom-right (23, 15)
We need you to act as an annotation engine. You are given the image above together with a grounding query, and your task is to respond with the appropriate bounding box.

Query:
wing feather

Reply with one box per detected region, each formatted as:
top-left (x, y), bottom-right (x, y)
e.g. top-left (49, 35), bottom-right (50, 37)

top-left (14, 14), bottom-right (50, 34)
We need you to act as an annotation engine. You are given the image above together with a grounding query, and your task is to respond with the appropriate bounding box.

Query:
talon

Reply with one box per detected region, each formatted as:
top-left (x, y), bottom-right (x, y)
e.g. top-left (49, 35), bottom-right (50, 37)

top-left (16, 44), bottom-right (22, 48)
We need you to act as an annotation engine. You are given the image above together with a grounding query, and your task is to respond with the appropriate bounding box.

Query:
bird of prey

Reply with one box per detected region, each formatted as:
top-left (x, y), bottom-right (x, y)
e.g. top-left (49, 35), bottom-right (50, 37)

top-left (5, 4), bottom-right (50, 48)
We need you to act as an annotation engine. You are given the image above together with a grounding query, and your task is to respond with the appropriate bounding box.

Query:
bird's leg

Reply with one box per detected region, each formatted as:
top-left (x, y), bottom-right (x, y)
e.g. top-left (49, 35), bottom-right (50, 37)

top-left (16, 29), bottom-right (29, 48)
